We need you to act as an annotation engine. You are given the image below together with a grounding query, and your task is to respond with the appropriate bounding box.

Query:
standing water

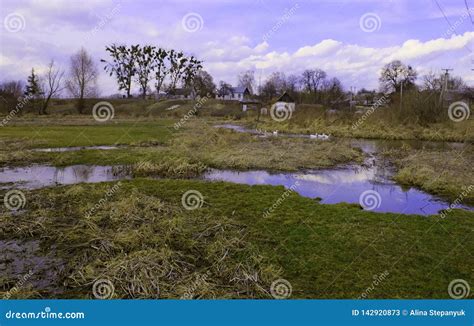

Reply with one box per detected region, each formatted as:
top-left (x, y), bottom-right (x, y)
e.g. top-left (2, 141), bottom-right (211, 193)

top-left (203, 167), bottom-right (472, 215)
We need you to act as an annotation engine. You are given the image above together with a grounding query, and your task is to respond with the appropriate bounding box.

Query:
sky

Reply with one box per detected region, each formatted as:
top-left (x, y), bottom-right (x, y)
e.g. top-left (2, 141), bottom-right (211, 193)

top-left (0, 0), bottom-right (473, 96)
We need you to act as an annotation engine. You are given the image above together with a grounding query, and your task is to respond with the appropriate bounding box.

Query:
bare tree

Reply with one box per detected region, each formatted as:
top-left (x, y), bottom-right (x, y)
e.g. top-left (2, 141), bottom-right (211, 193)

top-left (0, 80), bottom-right (24, 98)
top-left (191, 70), bottom-right (216, 98)
top-left (40, 60), bottom-right (64, 115)
top-left (301, 69), bottom-right (326, 94)
top-left (217, 81), bottom-right (233, 99)
top-left (422, 71), bottom-right (467, 92)
top-left (238, 70), bottom-right (255, 94)
top-left (379, 60), bottom-right (417, 93)
top-left (321, 77), bottom-right (344, 105)
top-left (259, 72), bottom-right (286, 100)
top-left (66, 48), bottom-right (98, 113)
top-left (153, 47), bottom-right (169, 97)
top-left (422, 71), bottom-right (442, 91)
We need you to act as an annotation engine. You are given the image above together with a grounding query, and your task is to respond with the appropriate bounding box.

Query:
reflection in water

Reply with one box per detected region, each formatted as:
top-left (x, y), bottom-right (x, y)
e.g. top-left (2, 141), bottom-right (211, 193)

top-left (215, 124), bottom-right (468, 152)
top-left (210, 124), bottom-right (473, 215)
top-left (32, 146), bottom-right (118, 152)
top-left (1, 126), bottom-right (472, 215)
top-left (32, 145), bottom-right (119, 152)
top-left (0, 165), bottom-right (128, 189)
top-left (202, 167), bottom-right (473, 216)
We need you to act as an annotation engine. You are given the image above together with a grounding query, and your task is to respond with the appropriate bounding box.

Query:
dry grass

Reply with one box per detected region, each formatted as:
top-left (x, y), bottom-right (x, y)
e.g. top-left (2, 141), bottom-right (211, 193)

top-left (0, 185), bottom-right (280, 298)
top-left (386, 147), bottom-right (474, 204)
top-left (172, 121), bottom-right (364, 171)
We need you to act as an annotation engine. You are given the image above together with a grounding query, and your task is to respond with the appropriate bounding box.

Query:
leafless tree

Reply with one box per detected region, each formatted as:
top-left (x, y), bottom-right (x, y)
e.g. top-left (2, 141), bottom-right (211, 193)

top-left (40, 60), bottom-right (64, 115)
top-left (217, 81), bottom-right (233, 98)
top-left (422, 71), bottom-right (442, 91)
top-left (238, 70), bottom-right (255, 94)
top-left (66, 48), bottom-right (98, 113)
top-left (422, 71), bottom-right (467, 92)
top-left (0, 80), bottom-right (24, 98)
top-left (301, 69), bottom-right (326, 93)
top-left (379, 60), bottom-right (417, 93)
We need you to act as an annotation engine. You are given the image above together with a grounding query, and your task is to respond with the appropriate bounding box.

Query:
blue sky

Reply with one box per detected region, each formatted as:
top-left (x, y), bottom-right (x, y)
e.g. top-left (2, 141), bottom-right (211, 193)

top-left (0, 0), bottom-right (473, 95)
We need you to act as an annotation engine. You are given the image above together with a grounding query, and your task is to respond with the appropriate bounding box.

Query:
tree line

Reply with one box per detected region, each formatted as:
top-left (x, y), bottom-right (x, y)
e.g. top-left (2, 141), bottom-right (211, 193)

top-left (0, 50), bottom-right (470, 121)
top-left (0, 44), bottom-right (205, 114)
top-left (101, 44), bottom-right (203, 99)
top-left (1, 48), bottom-right (99, 114)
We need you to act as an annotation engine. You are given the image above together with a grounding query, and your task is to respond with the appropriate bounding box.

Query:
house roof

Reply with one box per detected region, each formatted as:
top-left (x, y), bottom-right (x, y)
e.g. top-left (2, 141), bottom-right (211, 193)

top-left (276, 91), bottom-right (295, 103)
top-left (241, 98), bottom-right (260, 104)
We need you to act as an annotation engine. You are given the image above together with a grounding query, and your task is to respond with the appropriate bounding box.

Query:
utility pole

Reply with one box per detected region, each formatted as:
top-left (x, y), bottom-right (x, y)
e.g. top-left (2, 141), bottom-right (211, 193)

top-left (400, 81), bottom-right (403, 112)
top-left (439, 68), bottom-right (453, 106)
top-left (350, 86), bottom-right (357, 110)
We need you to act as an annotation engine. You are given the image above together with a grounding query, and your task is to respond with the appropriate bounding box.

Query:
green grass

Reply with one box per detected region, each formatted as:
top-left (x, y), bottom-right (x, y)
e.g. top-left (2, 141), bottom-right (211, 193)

top-left (1, 179), bottom-right (473, 299)
top-left (0, 120), bottom-right (175, 149)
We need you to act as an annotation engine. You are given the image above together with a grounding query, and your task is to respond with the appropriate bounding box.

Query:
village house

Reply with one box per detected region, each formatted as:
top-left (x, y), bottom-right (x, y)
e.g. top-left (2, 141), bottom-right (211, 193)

top-left (271, 91), bottom-right (296, 113)
top-left (216, 86), bottom-right (251, 101)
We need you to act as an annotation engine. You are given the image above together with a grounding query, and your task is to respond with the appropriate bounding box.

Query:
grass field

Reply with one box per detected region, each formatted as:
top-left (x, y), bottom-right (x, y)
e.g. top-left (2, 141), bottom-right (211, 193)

top-left (0, 99), bottom-right (472, 300)
top-left (1, 179), bottom-right (473, 299)
top-left (0, 120), bottom-right (175, 149)
top-left (0, 120), bottom-right (363, 172)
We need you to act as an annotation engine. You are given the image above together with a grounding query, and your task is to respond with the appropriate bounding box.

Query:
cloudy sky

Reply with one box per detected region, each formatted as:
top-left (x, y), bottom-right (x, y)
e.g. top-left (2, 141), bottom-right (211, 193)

top-left (0, 0), bottom-right (473, 96)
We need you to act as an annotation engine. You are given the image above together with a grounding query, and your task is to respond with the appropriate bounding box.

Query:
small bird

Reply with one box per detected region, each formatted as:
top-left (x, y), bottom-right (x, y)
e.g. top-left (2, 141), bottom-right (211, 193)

top-left (309, 134), bottom-right (318, 139)
top-left (273, 130), bottom-right (278, 136)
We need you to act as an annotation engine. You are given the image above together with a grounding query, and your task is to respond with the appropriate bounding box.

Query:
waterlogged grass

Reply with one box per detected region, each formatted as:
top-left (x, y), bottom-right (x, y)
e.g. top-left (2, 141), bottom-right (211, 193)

top-left (1, 179), bottom-right (473, 299)
top-left (171, 122), bottom-right (364, 171)
top-left (388, 147), bottom-right (474, 205)
top-left (0, 121), bottom-right (363, 172)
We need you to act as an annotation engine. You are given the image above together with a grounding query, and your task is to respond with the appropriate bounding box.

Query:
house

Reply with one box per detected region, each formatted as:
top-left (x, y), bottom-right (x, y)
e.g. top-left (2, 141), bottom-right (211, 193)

top-left (216, 86), bottom-right (251, 101)
top-left (271, 91), bottom-right (296, 113)
top-left (241, 98), bottom-right (261, 112)
top-left (444, 89), bottom-right (474, 106)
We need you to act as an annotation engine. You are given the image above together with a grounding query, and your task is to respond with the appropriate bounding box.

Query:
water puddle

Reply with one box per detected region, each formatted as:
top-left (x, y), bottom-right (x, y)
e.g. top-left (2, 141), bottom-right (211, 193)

top-left (1, 126), bottom-right (472, 215)
top-left (0, 165), bottom-right (129, 189)
top-left (0, 240), bottom-right (64, 296)
top-left (203, 167), bottom-right (473, 215)
top-left (32, 145), bottom-right (119, 152)
top-left (0, 162), bottom-right (472, 215)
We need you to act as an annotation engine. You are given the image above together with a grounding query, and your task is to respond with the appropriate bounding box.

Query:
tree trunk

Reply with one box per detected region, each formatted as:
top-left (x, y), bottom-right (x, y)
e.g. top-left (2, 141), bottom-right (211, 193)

top-left (77, 89), bottom-right (84, 114)
top-left (41, 96), bottom-right (51, 115)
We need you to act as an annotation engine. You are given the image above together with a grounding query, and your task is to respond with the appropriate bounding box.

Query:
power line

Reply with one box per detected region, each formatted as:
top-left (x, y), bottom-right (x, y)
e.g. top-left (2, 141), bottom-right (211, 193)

top-left (465, 0), bottom-right (474, 24)
top-left (433, 0), bottom-right (472, 54)
top-left (433, 0), bottom-right (455, 30)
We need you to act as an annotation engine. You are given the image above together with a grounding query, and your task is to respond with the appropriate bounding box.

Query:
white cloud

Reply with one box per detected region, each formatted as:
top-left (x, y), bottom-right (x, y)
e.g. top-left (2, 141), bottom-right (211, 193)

top-left (208, 32), bottom-right (473, 90)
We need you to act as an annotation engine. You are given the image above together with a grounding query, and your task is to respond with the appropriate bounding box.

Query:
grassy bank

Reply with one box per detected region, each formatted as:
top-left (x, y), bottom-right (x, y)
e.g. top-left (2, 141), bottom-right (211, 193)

top-left (3, 98), bottom-right (471, 142)
top-left (1, 179), bottom-right (473, 299)
top-left (245, 104), bottom-right (473, 142)
top-left (250, 118), bottom-right (472, 142)
top-left (385, 147), bottom-right (474, 205)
